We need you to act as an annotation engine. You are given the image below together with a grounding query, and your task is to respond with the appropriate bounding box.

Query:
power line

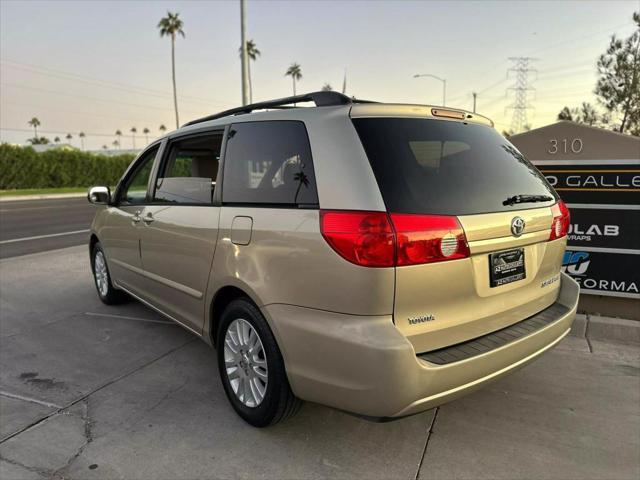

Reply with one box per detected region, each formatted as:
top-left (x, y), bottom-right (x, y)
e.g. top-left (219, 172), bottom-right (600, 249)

top-left (0, 83), bottom-right (204, 115)
top-left (0, 59), bottom-right (234, 108)
top-left (506, 57), bottom-right (537, 133)
top-left (0, 127), bottom-right (127, 138)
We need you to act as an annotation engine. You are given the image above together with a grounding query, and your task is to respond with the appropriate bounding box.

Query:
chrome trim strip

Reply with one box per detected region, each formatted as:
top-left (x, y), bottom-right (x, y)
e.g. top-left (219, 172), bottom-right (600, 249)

top-left (111, 258), bottom-right (203, 299)
top-left (113, 281), bottom-right (202, 336)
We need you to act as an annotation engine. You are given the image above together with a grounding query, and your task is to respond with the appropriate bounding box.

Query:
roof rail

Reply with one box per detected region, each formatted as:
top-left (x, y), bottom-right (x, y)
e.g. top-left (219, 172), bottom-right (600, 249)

top-left (183, 91), bottom-right (353, 127)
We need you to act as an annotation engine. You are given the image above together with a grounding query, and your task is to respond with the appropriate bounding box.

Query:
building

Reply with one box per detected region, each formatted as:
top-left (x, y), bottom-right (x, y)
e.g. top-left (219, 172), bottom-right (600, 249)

top-left (511, 121), bottom-right (639, 320)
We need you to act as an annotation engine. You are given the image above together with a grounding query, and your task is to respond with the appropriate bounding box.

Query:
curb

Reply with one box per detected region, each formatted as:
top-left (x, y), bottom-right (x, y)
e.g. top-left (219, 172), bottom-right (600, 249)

top-left (569, 313), bottom-right (640, 346)
top-left (0, 192), bottom-right (87, 202)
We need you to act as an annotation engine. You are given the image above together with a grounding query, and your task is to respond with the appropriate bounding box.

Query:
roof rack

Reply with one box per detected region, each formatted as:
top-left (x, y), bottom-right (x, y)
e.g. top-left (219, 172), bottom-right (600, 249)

top-left (183, 91), bottom-right (356, 127)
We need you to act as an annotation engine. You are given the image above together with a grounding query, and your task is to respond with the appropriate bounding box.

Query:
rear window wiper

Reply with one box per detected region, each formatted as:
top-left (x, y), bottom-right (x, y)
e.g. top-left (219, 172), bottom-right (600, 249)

top-left (503, 194), bottom-right (554, 206)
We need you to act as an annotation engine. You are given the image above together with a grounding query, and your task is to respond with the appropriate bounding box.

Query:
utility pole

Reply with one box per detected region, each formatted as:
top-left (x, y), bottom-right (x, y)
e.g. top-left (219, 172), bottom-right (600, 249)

top-left (240, 0), bottom-right (250, 106)
top-left (472, 92), bottom-right (477, 113)
top-left (506, 57), bottom-right (537, 133)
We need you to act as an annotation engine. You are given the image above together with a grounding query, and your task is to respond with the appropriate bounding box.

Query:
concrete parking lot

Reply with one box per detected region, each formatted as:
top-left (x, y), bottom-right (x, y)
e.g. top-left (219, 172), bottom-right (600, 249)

top-left (1, 230), bottom-right (639, 479)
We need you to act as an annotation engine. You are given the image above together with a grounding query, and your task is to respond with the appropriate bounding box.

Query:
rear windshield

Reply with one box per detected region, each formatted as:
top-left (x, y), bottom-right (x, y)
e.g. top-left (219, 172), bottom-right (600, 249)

top-left (352, 118), bottom-right (557, 215)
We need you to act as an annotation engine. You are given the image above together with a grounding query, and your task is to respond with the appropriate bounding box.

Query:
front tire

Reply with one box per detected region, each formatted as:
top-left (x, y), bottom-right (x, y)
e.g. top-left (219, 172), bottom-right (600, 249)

top-left (90, 242), bottom-right (127, 305)
top-left (217, 298), bottom-right (301, 427)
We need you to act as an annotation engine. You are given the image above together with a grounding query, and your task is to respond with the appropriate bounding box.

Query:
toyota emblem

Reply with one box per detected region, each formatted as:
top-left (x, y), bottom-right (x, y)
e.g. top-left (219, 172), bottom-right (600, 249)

top-left (511, 217), bottom-right (525, 237)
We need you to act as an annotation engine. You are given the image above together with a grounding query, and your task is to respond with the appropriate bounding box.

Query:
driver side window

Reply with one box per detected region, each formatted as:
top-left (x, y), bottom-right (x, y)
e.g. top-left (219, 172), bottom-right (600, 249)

top-left (119, 146), bottom-right (159, 204)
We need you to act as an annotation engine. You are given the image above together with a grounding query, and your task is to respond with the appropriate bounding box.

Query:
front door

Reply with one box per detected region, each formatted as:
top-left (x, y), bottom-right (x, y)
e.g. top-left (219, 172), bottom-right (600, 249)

top-left (138, 131), bottom-right (223, 333)
top-left (103, 145), bottom-right (159, 293)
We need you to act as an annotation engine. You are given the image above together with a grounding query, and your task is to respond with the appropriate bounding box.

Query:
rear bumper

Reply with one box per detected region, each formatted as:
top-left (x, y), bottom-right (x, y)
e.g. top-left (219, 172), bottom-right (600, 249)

top-left (263, 272), bottom-right (580, 418)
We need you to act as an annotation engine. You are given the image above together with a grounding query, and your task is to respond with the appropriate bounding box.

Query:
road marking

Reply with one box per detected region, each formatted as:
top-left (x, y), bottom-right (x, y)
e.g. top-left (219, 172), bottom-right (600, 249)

top-left (0, 391), bottom-right (62, 409)
top-left (0, 229), bottom-right (90, 244)
top-left (0, 205), bottom-right (87, 212)
top-left (84, 311), bottom-right (175, 325)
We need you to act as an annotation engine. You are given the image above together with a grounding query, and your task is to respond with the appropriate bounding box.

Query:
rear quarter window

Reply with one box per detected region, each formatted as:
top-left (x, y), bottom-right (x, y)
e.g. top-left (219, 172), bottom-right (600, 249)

top-left (222, 121), bottom-right (319, 206)
top-left (352, 118), bottom-right (557, 215)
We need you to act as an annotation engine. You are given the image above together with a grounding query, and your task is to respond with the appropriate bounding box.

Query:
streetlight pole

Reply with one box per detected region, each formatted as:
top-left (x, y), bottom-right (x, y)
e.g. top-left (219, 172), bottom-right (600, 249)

top-left (240, 0), bottom-right (250, 106)
top-left (413, 73), bottom-right (446, 106)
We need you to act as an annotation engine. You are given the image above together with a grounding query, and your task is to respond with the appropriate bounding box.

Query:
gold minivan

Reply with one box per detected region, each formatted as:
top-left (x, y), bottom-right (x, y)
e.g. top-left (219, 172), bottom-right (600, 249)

top-left (87, 92), bottom-right (579, 427)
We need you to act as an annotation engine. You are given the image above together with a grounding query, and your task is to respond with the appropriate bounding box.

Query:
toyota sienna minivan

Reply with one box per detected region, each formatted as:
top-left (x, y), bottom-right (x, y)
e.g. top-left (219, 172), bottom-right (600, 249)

top-left (87, 91), bottom-right (579, 427)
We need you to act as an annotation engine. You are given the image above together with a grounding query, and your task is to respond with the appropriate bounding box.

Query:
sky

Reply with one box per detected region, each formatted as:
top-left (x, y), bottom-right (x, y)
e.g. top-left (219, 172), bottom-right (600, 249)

top-left (0, 0), bottom-right (638, 150)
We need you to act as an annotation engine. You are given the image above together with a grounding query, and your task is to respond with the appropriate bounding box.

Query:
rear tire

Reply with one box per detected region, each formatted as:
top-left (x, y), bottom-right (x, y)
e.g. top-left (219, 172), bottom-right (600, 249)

top-left (90, 242), bottom-right (127, 305)
top-left (217, 298), bottom-right (301, 427)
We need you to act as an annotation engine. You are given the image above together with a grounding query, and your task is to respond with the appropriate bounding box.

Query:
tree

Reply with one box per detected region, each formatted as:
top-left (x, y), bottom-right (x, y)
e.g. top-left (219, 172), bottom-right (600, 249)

top-left (143, 127), bottom-right (150, 144)
top-left (159, 124), bottom-right (167, 135)
top-left (54, 136), bottom-right (61, 144)
top-left (239, 39), bottom-right (261, 102)
top-left (102, 145), bottom-right (108, 150)
top-left (595, 11), bottom-right (640, 134)
top-left (285, 63), bottom-right (302, 96)
top-left (158, 11), bottom-right (185, 129)
top-left (66, 133), bottom-right (72, 145)
top-left (112, 140), bottom-right (119, 149)
top-left (131, 127), bottom-right (137, 149)
top-left (557, 102), bottom-right (610, 127)
top-left (26, 136), bottom-right (50, 145)
top-left (321, 83), bottom-right (332, 91)
top-left (115, 130), bottom-right (122, 150)
top-left (79, 131), bottom-right (86, 150)
top-left (27, 117), bottom-right (41, 139)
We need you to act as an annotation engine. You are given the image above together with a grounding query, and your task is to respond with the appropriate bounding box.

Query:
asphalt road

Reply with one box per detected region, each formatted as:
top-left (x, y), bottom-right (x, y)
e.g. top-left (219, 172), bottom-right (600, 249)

top-left (0, 196), bottom-right (94, 259)
top-left (0, 246), bottom-right (639, 480)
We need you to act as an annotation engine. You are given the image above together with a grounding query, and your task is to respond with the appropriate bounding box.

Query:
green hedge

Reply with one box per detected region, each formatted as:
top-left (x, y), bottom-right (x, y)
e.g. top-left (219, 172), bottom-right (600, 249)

top-left (0, 144), bottom-right (136, 190)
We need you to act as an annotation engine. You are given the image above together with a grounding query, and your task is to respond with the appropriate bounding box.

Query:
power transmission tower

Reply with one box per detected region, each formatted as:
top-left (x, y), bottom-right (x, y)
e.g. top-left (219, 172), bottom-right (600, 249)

top-left (506, 57), bottom-right (537, 133)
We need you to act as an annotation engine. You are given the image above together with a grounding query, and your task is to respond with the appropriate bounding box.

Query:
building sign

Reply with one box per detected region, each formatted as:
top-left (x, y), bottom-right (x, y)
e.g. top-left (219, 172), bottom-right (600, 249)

top-left (511, 122), bottom-right (640, 300)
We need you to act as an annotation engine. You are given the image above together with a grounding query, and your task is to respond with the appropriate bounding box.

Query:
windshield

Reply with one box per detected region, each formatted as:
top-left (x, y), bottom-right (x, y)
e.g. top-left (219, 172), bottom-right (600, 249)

top-left (352, 118), bottom-right (557, 216)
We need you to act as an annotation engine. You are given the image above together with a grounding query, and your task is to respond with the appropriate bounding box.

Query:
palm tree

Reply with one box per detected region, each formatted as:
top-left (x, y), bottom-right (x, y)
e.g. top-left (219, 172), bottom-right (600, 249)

top-left (285, 63), bottom-right (302, 96)
top-left (112, 140), bottom-right (119, 149)
top-left (158, 12), bottom-right (185, 129)
top-left (130, 127), bottom-right (137, 149)
top-left (28, 117), bottom-right (41, 139)
top-left (143, 127), bottom-right (150, 144)
top-left (54, 136), bottom-right (61, 144)
top-left (239, 39), bottom-right (261, 102)
top-left (159, 124), bottom-right (167, 135)
top-left (115, 130), bottom-right (122, 150)
top-left (79, 131), bottom-right (86, 150)
top-left (102, 145), bottom-right (108, 150)
top-left (321, 83), bottom-right (332, 91)
top-left (66, 133), bottom-right (73, 145)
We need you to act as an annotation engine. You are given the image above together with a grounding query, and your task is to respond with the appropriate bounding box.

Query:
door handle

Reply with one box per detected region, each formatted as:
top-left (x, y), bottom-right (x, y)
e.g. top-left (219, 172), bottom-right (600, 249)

top-left (132, 211), bottom-right (142, 223)
top-left (142, 213), bottom-right (154, 224)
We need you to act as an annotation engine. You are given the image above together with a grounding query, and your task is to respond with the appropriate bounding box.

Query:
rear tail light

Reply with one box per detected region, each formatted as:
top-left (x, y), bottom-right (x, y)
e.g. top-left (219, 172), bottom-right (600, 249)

top-left (391, 214), bottom-right (470, 266)
top-left (320, 210), bottom-right (470, 267)
top-left (549, 201), bottom-right (570, 240)
top-left (320, 211), bottom-right (395, 267)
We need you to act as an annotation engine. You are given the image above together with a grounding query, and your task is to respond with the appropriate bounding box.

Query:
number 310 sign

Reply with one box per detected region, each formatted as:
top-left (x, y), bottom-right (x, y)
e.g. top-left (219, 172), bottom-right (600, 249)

top-left (548, 138), bottom-right (584, 154)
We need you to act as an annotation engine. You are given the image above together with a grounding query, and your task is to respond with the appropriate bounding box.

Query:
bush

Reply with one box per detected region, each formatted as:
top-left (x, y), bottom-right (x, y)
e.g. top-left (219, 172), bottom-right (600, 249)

top-left (0, 144), bottom-right (136, 190)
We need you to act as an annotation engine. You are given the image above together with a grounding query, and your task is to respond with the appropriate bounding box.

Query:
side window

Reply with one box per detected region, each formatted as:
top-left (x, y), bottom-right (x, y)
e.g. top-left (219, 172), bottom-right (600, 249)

top-left (222, 121), bottom-right (318, 205)
top-left (153, 132), bottom-right (222, 205)
top-left (119, 145), bottom-right (159, 204)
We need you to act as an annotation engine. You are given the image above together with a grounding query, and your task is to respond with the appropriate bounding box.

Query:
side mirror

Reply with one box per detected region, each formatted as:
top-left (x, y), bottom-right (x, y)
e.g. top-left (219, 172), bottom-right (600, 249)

top-left (88, 186), bottom-right (111, 205)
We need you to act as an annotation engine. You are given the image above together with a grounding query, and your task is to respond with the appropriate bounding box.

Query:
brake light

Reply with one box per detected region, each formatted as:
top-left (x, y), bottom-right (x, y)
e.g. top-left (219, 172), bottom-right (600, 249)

top-left (391, 214), bottom-right (470, 266)
top-left (549, 201), bottom-right (570, 240)
top-left (320, 211), bottom-right (395, 267)
top-left (320, 210), bottom-right (470, 267)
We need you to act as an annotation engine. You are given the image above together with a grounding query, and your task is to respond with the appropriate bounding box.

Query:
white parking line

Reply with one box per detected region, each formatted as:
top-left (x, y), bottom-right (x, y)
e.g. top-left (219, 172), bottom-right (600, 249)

top-left (84, 311), bottom-right (175, 325)
top-left (0, 391), bottom-right (62, 409)
top-left (0, 229), bottom-right (90, 244)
